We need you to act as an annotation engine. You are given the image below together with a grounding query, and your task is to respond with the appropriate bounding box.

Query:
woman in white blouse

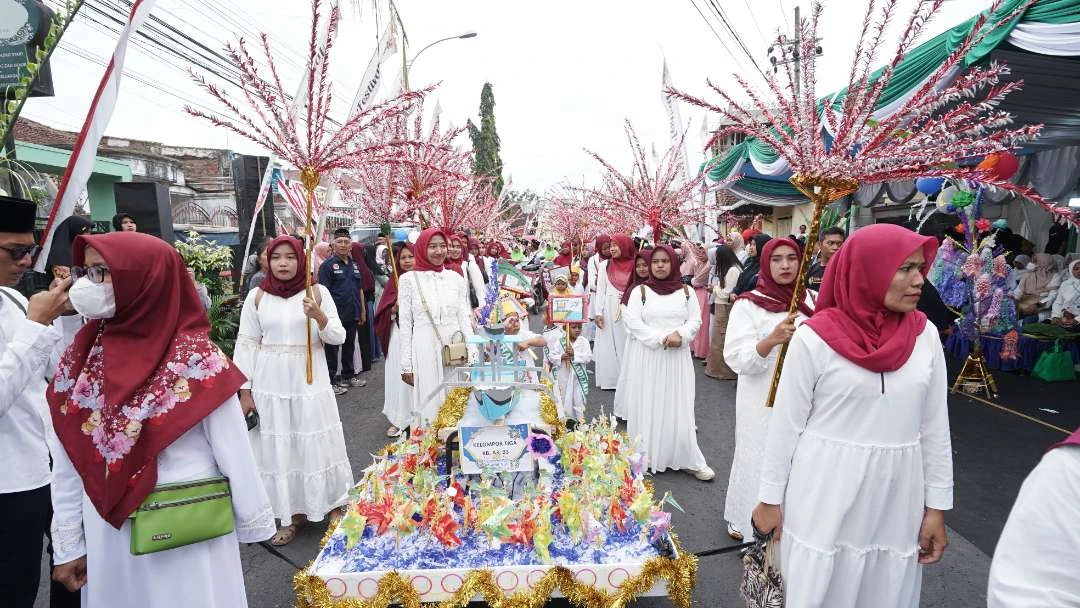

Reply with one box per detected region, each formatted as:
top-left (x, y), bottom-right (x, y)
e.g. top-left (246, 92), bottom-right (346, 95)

top-left (752, 224), bottom-right (953, 607)
top-left (398, 228), bottom-right (477, 425)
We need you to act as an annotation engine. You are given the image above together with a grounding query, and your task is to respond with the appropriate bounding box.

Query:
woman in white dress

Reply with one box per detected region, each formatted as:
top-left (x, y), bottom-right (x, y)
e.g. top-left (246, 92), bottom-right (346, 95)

top-left (233, 235), bottom-right (354, 546)
top-left (621, 245), bottom-right (713, 480)
top-left (752, 224), bottom-right (953, 607)
top-left (398, 228), bottom-right (477, 425)
top-left (583, 235), bottom-right (611, 341)
top-left (704, 245), bottom-right (743, 380)
top-left (612, 251), bottom-right (652, 420)
top-left (722, 236), bottom-right (811, 541)
top-left (374, 242), bottom-right (416, 438)
top-left (988, 428), bottom-right (1080, 606)
top-left (592, 234), bottom-right (636, 390)
top-left (49, 232), bottom-right (275, 607)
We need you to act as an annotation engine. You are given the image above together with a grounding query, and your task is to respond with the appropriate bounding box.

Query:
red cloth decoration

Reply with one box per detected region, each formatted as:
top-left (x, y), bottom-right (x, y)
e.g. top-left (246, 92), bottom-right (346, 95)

top-left (259, 235), bottom-right (308, 298)
top-left (48, 232), bottom-right (246, 528)
top-left (374, 243), bottom-right (413, 354)
top-left (804, 224), bottom-right (938, 373)
top-left (737, 237), bottom-right (813, 317)
top-left (414, 228), bottom-right (448, 273)
top-left (605, 234), bottom-right (637, 293)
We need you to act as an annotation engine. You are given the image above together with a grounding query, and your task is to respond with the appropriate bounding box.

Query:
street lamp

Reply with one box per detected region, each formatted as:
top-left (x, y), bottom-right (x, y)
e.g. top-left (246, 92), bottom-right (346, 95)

top-left (407, 31), bottom-right (477, 74)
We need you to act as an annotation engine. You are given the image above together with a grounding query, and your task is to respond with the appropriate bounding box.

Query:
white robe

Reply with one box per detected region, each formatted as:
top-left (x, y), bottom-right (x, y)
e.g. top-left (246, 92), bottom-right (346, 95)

top-left (988, 445), bottom-right (1080, 607)
top-left (759, 325), bottom-right (954, 608)
top-left (233, 286), bottom-right (354, 521)
top-left (545, 333), bottom-right (593, 421)
top-left (620, 286), bottom-right (708, 473)
top-left (398, 270), bottom-right (477, 425)
top-left (722, 295), bottom-right (810, 536)
top-left (464, 256), bottom-right (489, 310)
top-left (592, 260), bottom-right (628, 390)
top-left (50, 396), bottom-right (276, 608)
top-left (381, 326), bottom-right (412, 430)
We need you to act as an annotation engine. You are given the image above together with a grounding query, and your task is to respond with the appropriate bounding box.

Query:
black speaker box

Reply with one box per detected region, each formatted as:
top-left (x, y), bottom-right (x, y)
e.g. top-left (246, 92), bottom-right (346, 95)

top-left (232, 155), bottom-right (274, 289)
top-left (113, 182), bottom-right (174, 243)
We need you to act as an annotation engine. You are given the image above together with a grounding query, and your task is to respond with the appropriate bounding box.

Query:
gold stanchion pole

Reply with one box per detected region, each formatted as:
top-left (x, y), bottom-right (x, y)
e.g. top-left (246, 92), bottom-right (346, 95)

top-left (764, 174), bottom-right (858, 407)
top-left (300, 167), bottom-right (321, 385)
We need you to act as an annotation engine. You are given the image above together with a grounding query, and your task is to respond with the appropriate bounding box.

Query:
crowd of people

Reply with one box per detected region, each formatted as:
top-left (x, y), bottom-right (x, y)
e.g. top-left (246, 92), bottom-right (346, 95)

top-left (1, 191), bottom-right (1077, 607)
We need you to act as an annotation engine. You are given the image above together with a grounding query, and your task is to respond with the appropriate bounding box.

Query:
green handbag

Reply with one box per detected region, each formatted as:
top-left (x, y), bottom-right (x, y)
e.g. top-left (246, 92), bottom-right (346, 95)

top-left (129, 476), bottom-right (235, 556)
top-left (1032, 340), bottom-right (1077, 383)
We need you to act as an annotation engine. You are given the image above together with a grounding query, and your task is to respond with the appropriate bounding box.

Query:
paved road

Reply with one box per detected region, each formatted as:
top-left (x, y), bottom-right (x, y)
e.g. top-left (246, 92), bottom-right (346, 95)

top-left (36, 333), bottom-right (1077, 607)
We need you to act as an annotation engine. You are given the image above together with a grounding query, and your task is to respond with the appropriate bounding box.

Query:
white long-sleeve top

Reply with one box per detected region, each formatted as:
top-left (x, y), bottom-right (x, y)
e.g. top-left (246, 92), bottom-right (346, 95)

top-left (0, 287), bottom-right (61, 494)
top-left (759, 323), bottom-right (954, 510)
top-left (621, 285), bottom-right (701, 348)
top-left (397, 270), bottom-right (476, 374)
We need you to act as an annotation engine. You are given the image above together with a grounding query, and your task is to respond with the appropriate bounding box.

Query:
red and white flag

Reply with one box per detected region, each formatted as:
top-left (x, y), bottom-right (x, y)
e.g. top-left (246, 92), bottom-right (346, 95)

top-left (34, 0), bottom-right (160, 272)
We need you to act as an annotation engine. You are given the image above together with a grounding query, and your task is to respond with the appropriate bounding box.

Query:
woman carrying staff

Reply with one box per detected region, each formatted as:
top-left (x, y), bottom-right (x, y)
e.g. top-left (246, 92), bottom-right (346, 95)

top-left (232, 236), bottom-right (353, 546)
top-left (612, 250), bottom-right (653, 421)
top-left (48, 232), bottom-right (275, 607)
top-left (752, 224), bottom-right (953, 607)
top-left (722, 237), bottom-right (811, 541)
top-left (620, 245), bottom-right (714, 480)
top-left (375, 242), bottom-right (416, 438)
top-left (398, 228), bottom-right (477, 426)
top-left (592, 234), bottom-right (636, 390)
top-left (705, 245), bottom-right (743, 380)
top-left (583, 234), bottom-right (611, 341)
top-left (462, 235), bottom-right (490, 313)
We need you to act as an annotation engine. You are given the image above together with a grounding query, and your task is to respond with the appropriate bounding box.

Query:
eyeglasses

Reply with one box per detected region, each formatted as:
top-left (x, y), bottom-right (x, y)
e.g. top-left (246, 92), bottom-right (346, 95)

top-left (71, 265), bottom-right (110, 283)
top-left (0, 243), bottom-right (41, 260)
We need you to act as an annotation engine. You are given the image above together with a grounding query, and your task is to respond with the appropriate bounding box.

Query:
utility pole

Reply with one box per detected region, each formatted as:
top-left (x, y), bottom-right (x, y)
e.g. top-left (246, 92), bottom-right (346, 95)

top-left (767, 5), bottom-right (822, 98)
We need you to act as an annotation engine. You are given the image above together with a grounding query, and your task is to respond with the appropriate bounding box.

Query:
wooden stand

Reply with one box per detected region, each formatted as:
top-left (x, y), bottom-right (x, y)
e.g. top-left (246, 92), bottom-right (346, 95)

top-left (950, 341), bottom-right (999, 399)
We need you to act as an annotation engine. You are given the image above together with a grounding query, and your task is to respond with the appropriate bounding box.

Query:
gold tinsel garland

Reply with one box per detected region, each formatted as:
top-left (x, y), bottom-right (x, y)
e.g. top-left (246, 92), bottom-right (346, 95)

top-left (431, 386), bottom-right (564, 438)
top-left (295, 385), bottom-right (686, 606)
top-left (293, 533), bottom-right (697, 608)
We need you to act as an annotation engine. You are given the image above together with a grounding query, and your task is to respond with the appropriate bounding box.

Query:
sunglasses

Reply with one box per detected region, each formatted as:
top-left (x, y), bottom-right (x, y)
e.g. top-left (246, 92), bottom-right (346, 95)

top-left (71, 265), bottom-right (110, 283)
top-left (0, 243), bottom-right (41, 260)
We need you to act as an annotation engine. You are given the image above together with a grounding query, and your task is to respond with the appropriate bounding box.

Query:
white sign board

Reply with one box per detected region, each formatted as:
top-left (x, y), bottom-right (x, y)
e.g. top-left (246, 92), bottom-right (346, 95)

top-left (459, 424), bottom-right (533, 475)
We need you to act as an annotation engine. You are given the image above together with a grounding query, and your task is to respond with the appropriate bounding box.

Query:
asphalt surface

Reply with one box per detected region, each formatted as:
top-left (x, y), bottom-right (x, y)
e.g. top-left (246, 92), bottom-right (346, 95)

top-left (35, 324), bottom-right (1078, 607)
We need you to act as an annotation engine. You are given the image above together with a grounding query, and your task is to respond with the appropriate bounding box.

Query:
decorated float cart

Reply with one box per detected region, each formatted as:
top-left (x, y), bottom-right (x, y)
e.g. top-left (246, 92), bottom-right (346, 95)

top-left (296, 271), bottom-right (696, 607)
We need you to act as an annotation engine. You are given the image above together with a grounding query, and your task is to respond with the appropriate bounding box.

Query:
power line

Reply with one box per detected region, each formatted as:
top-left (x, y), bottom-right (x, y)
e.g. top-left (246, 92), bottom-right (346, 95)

top-left (703, 0), bottom-right (768, 82)
top-left (742, 0), bottom-right (771, 47)
top-left (683, 0), bottom-right (755, 77)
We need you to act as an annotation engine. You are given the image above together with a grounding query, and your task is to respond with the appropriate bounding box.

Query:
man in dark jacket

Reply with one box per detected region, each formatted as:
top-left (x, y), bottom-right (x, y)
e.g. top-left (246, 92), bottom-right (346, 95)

top-left (319, 228), bottom-right (367, 393)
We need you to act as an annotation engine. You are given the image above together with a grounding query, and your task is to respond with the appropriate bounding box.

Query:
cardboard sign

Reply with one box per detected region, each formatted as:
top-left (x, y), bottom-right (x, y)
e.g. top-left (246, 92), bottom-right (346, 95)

top-left (547, 294), bottom-right (589, 324)
top-left (459, 424), bottom-right (533, 474)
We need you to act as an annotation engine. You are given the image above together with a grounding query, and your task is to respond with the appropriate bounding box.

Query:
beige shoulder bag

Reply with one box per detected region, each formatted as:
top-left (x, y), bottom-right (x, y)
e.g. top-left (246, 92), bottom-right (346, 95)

top-left (414, 274), bottom-right (469, 366)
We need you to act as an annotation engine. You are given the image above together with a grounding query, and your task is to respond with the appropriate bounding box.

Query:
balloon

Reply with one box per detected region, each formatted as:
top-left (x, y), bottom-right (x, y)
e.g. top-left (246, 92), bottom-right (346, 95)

top-left (392, 228), bottom-right (409, 241)
top-left (992, 218), bottom-right (1008, 230)
top-left (916, 176), bottom-right (946, 196)
top-left (951, 191), bottom-right (976, 209)
top-left (977, 151), bottom-right (1020, 181)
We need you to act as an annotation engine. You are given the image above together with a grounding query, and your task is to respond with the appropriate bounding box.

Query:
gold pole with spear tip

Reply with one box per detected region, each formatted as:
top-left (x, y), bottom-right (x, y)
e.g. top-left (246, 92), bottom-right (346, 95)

top-left (764, 174), bottom-right (858, 407)
top-left (301, 167), bottom-right (321, 385)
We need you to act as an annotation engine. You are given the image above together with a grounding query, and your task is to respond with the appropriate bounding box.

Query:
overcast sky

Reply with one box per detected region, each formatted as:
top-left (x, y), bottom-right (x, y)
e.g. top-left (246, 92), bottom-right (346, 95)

top-left (22, 0), bottom-right (990, 193)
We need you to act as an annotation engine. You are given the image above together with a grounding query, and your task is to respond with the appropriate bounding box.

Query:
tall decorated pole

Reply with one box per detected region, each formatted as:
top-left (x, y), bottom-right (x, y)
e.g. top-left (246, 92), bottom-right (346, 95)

top-left (187, 0), bottom-right (430, 384)
top-left (670, 0), bottom-right (1064, 406)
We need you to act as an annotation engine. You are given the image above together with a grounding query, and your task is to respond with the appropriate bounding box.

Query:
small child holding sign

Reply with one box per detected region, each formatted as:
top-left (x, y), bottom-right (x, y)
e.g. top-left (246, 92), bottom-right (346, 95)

top-left (544, 323), bottom-right (593, 423)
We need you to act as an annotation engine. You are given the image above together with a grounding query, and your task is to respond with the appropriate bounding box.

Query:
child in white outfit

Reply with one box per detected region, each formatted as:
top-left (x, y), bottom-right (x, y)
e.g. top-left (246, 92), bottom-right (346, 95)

top-left (545, 323), bottom-right (593, 422)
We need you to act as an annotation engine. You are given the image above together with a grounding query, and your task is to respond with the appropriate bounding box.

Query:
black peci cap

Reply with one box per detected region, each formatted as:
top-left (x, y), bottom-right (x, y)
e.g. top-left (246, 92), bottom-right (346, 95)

top-left (0, 195), bottom-right (38, 233)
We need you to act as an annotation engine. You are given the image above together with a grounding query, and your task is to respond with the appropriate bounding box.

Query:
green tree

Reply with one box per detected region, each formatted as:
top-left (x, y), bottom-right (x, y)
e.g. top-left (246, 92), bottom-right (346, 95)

top-left (466, 82), bottom-right (504, 196)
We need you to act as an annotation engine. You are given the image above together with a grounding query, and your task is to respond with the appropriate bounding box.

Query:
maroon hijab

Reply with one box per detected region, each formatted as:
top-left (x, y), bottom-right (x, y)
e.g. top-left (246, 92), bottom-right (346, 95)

top-left (553, 240), bottom-right (574, 267)
top-left (595, 234), bottom-right (612, 260)
top-left (642, 244), bottom-right (685, 296)
top-left (350, 242), bottom-right (375, 291)
top-left (445, 233), bottom-right (465, 276)
top-left (374, 243), bottom-right (413, 353)
top-left (738, 237), bottom-right (813, 317)
top-left (414, 228), bottom-right (448, 273)
top-left (48, 233), bottom-right (246, 528)
top-left (620, 249), bottom-right (654, 305)
top-left (259, 235), bottom-right (308, 298)
top-left (606, 234), bottom-right (637, 292)
top-left (804, 224), bottom-right (938, 373)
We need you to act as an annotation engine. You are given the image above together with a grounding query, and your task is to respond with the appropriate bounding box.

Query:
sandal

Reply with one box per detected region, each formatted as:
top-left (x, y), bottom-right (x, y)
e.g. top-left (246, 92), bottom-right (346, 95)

top-left (270, 523), bottom-right (301, 546)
